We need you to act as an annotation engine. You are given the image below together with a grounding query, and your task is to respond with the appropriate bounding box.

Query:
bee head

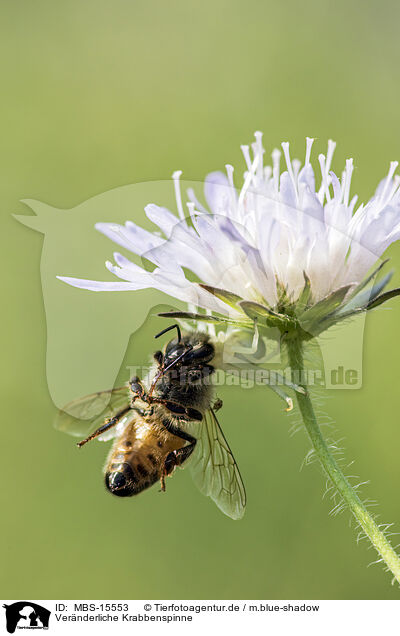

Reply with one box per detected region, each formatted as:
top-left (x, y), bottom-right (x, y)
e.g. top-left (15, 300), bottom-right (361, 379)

top-left (164, 335), bottom-right (214, 367)
top-left (152, 324), bottom-right (215, 391)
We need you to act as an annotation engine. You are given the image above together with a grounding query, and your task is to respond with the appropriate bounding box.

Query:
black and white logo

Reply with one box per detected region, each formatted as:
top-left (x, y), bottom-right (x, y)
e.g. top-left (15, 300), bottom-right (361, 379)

top-left (2, 602), bottom-right (50, 633)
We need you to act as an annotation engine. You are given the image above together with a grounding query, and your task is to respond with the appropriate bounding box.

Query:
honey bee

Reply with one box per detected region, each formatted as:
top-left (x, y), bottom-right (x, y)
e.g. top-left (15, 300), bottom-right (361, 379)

top-left (55, 325), bottom-right (246, 519)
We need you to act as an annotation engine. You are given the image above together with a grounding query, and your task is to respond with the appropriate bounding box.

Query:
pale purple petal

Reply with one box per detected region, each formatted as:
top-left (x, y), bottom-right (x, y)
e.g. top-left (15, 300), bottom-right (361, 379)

top-left (96, 222), bottom-right (164, 257)
top-left (145, 204), bottom-right (180, 238)
top-left (204, 171), bottom-right (232, 214)
top-left (56, 276), bottom-right (145, 291)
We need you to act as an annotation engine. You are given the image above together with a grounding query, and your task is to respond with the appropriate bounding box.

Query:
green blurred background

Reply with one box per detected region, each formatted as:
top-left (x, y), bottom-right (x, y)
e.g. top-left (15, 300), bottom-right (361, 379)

top-left (2, 0), bottom-right (400, 600)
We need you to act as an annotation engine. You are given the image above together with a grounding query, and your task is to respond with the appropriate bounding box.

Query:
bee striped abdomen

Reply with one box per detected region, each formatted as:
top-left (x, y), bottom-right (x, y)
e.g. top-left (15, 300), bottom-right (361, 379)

top-left (104, 410), bottom-right (184, 497)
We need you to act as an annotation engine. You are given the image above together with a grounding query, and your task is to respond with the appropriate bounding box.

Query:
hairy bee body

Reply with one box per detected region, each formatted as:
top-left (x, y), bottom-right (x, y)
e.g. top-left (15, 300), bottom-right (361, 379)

top-left (56, 327), bottom-right (246, 519)
top-left (105, 332), bottom-right (216, 497)
top-left (105, 403), bottom-right (188, 496)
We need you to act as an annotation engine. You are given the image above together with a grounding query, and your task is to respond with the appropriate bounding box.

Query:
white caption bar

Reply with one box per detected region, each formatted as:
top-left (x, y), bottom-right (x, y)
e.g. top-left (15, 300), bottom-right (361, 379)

top-left (1, 599), bottom-right (399, 635)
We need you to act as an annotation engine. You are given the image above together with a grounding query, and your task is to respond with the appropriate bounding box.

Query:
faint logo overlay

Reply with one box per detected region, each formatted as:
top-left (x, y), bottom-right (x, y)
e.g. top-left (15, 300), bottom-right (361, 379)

top-left (14, 178), bottom-right (376, 414)
top-left (126, 364), bottom-right (357, 390)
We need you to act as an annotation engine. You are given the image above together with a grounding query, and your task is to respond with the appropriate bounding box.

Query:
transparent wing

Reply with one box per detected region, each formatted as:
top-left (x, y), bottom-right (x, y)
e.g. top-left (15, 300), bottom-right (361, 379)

top-left (189, 409), bottom-right (246, 520)
top-left (54, 386), bottom-right (131, 440)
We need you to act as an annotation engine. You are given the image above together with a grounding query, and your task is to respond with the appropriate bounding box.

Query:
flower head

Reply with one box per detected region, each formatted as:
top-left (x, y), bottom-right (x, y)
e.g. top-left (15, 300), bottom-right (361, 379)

top-left (58, 133), bottom-right (400, 339)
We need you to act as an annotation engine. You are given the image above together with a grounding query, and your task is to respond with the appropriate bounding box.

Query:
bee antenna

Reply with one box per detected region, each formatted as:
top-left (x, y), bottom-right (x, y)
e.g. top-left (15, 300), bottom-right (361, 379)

top-left (154, 323), bottom-right (181, 343)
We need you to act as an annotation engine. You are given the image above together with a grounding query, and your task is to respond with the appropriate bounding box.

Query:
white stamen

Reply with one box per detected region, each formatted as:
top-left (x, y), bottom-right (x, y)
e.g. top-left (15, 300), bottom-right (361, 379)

top-left (329, 171), bottom-right (342, 201)
top-left (238, 154), bottom-right (259, 210)
top-left (225, 164), bottom-right (237, 217)
top-left (264, 165), bottom-right (272, 180)
top-left (341, 169), bottom-right (346, 201)
top-left (293, 159), bottom-right (301, 181)
top-left (281, 142), bottom-right (298, 201)
top-left (241, 145), bottom-right (252, 172)
top-left (186, 201), bottom-right (198, 224)
top-left (272, 148), bottom-right (281, 194)
top-left (254, 131), bottom-right (264, 178)
top-left (172, 170), bottom-right (185, 221)
top-left (305, 137), bottom-right (314, 166)
top-left (389, 174), bottom-right (400, 202)
top-left (318, 154), bottom-right (331, 203)
top-left (251, 142), bottom-right (257, 162)
top-left (343, 159), bottom-right (353, 207)
top-left (349, 194), bottom-right (358, 214)
top-left (379, 161), bottom-right (399, 205)
top-left (225, 164), bottom-right (234, 190)
top-left (187, 188), bottom-right (208, 214)
top-left (325, 140), bottom-right (336, 175)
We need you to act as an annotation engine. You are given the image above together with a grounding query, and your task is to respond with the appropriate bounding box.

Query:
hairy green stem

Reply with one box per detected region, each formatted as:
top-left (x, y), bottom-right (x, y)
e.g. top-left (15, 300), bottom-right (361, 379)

top-left (287, 337), bottom-right (400, 583)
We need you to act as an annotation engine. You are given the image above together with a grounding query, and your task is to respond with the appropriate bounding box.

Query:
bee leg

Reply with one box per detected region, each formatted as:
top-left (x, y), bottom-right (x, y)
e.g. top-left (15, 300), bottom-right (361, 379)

top-left (165, 443), bottom-right (196, 472)
top-left (213, 398), bottom-right (223, 411)
top-left (77, 418), bottom-right (117, 448)
top-left (77, 405), bottom-right (132, 448)
top-left (160, 473), bottom-right (166, 492)
top-left (151, 397), bottom-right (203, 421)
top-left (160, 441), bottom-right (197, 492)
top-left (159, 419), bottom-right (197, 491)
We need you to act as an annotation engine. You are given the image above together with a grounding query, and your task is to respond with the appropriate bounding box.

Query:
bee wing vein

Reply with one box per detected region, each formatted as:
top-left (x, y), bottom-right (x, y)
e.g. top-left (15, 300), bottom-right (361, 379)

top-left (189, 408), bottom-right (246, 520)
top-left (54, 386), bottom-right (131, 439)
